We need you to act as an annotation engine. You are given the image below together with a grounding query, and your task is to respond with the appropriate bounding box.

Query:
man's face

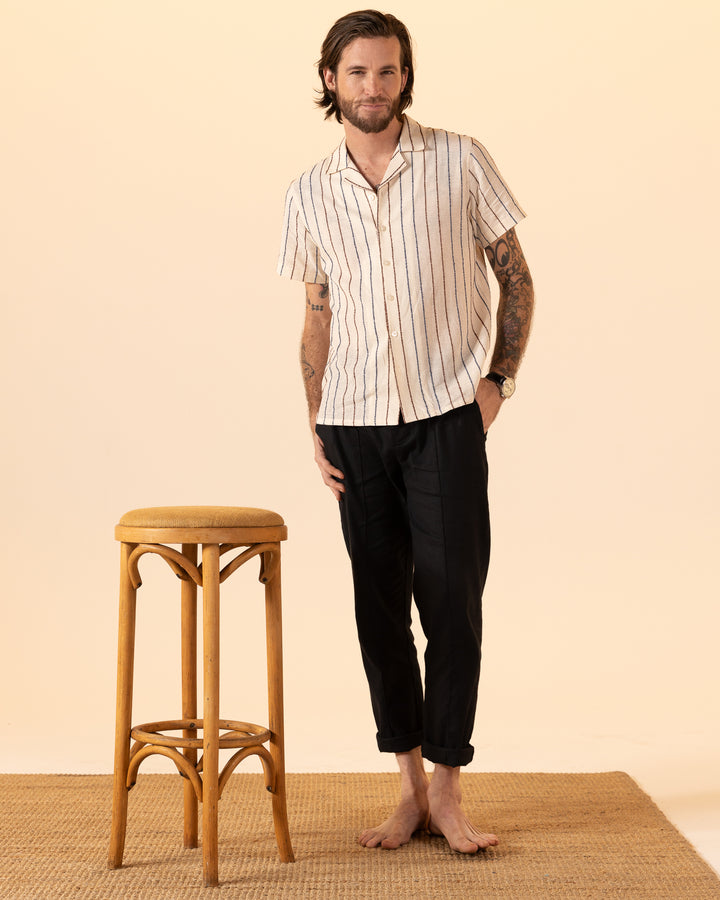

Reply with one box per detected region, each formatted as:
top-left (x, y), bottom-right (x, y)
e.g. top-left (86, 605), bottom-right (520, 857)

top-left (324, 36), bottom-right (408, 134)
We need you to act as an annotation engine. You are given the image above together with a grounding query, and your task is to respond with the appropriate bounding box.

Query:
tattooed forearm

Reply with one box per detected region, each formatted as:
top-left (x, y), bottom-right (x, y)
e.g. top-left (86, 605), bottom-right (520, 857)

top-left (493, 285), bottom-right (533, 376)
top-left (300, 333), bottom-right (326, 425)
top-left (487, 229), bottom-right (534, 377)
top-left (300, 343), bottom-right (315, 381)
top-left (301, 282), bottom-right (332, 427)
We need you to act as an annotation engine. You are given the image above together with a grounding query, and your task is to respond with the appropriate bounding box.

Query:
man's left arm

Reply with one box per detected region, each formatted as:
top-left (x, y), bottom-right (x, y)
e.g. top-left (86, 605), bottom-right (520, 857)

top-left (475, 227), bottom-right (535, 431)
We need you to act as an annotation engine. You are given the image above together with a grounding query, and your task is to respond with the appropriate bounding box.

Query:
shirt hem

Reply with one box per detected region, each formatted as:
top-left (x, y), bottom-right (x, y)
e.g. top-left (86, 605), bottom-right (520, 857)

top-left (316, 394), bottom-right (478, 427)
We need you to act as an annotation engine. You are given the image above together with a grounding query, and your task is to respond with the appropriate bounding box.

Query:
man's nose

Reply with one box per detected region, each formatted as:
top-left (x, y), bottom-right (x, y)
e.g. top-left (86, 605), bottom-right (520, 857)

top-left (363, 73), bottom-right (380, 94)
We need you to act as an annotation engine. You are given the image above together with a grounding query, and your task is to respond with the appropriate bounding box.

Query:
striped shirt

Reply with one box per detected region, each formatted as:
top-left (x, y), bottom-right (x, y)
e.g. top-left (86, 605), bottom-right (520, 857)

top-left (278, 116), bottom-right (525, 426)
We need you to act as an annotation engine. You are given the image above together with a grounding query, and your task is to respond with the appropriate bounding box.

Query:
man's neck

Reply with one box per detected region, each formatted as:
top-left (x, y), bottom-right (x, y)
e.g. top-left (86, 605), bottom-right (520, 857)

top-left (343, 115), bottom-right (404, 166)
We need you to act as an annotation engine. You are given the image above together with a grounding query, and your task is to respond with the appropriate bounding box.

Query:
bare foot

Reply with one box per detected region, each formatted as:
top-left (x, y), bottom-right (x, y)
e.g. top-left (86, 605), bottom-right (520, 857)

top-left (427, 770), bottom-right (498, 853)
top-left (359, 791), bottom-right (430, 849)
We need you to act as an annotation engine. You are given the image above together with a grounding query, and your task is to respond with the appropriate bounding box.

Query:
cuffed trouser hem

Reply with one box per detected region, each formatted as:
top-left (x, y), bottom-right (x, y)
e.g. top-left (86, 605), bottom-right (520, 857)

top-left (422, 740), bottom-right (475, 768)
top-left (376, 731), bottom-right (424, 754)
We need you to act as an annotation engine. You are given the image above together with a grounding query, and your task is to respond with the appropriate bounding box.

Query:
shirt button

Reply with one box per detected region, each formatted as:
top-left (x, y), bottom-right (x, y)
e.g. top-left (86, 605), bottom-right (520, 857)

top-left (380, 225), bottom-right (387, 232)
top-left (383, 260), bottom-right (390, 266)
top-left (387, 294), bottom-right (395, 302)
top-left (391, 330), bottom-right (398, 337)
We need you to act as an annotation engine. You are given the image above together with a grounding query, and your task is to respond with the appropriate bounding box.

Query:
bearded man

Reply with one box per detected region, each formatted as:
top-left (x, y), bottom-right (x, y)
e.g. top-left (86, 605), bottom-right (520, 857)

top-left (278, 9), bottom-right (534, 853)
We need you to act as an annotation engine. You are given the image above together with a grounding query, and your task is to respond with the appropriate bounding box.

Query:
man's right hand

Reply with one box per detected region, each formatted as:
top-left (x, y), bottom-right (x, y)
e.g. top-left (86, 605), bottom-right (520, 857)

top-left (313, 429), bottom-right (345, 500)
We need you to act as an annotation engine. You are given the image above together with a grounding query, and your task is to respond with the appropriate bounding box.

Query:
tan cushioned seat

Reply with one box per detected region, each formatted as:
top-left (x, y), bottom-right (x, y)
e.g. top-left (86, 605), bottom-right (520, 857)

top-left (118, 506), bottom-right (284, 529)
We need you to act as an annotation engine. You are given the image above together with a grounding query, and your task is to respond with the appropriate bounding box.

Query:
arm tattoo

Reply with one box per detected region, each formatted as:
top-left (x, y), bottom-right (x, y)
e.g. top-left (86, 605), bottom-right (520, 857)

top-left (300, 343), bottom-right (315, 381)
top-left (487, 229), bottom-right (534, 377)
top-left (485, 238), bottom-right (509, 269)
top-left (306, 283), bottom-right (329, 311)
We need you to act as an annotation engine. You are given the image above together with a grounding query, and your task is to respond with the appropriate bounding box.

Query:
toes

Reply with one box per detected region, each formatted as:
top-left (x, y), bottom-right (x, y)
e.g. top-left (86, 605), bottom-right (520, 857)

top-left (455, 832), bottom-right (499, 852)
top-left (359, 830), bottom-right (381, 847)
top-left (360, 828), bottom-right (401, 849)
top-left (380, 836), bottom-right (402, 849)
top-left (359, 828), bottom-right (407, 850)
top-left (454, 838), bottom-right (480, 854)
top-left (479, 833), bottom-right (499, 848)
top-left (468, 828), bottom-right (499, 848)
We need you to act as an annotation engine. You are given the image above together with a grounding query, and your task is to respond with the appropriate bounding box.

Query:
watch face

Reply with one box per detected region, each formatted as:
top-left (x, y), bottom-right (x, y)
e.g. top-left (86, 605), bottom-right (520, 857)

top-left (501, 377), bottom-right (516, 398)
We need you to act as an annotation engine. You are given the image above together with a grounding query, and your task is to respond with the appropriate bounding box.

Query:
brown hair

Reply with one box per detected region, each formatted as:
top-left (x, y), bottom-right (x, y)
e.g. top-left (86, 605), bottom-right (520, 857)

top-left (316, 10), bottom-right (414, 123)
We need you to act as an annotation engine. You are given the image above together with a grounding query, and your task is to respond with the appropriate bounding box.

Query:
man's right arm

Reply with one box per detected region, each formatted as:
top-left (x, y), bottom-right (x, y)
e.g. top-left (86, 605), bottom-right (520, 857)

top-left (301, 282), bottom-right (345, 499)
top-left (301, 283), bottom-right (330, 429)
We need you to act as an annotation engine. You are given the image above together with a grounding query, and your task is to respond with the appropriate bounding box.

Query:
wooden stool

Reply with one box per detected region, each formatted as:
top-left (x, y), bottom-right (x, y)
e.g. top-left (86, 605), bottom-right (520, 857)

top-left (108, 506), bottom-right (294, 887)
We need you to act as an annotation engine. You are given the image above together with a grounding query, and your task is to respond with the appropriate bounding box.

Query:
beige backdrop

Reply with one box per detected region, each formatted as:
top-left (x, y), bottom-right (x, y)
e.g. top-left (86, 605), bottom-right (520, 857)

top-left (2, 0), bottom-right (718, 860)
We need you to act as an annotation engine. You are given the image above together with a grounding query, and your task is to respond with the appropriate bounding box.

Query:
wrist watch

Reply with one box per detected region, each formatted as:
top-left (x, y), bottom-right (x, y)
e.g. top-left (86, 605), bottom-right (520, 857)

top-left (486, 371), bottom-right (516, 399)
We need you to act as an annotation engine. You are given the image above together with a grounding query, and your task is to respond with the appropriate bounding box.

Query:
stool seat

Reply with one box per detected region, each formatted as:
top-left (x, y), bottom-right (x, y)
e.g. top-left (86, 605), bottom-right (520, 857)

top-left (118, 506), bottom-right (285, 529)
top-left (115, 506), bottom-right (287, 546)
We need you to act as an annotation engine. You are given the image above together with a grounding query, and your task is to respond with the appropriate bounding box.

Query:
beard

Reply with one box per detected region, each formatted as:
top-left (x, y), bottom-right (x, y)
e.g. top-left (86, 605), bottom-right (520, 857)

top-left (336, 91), bottom-right (403, 134)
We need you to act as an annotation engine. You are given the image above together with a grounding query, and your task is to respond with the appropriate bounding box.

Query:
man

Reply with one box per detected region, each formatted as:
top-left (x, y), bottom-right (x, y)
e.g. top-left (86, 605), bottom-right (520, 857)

top-left (278, 10), bottom-right (533, 853)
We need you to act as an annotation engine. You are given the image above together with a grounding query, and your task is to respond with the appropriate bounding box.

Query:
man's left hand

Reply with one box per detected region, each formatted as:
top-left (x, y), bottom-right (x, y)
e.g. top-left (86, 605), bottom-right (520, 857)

top-left (474, 378), bottom-right (504, 433)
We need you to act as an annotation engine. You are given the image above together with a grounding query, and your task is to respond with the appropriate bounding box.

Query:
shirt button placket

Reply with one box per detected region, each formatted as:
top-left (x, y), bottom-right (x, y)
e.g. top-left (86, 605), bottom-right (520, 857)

top-left (377, 192), bottom-right (397, 328)
top-left (377, 186), bottom-right (404, 420)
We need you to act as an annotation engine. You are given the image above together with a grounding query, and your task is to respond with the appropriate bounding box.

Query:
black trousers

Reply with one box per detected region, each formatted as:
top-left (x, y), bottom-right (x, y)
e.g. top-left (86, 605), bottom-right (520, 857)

top-left (316, 402), bottom-right (491, 767)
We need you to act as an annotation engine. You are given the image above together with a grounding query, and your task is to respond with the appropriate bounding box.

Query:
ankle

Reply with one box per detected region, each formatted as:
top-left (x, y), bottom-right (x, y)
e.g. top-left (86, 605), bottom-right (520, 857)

top-left (429, 764), bottom-right (462, 798)
top-left (396, 748), bottom-right (430, 795)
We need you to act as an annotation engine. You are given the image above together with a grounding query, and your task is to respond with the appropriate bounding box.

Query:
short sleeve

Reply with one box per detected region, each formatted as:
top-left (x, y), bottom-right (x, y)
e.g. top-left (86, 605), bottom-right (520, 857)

top-left (277, 184), bottom-right (328, 284)
top-left (467, 141), bottom-right (526, 248)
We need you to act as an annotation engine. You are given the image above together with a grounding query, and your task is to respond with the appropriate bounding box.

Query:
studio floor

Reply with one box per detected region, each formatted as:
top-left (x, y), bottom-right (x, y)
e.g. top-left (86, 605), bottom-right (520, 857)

top-left (3, 772), bottom-right (719, 899)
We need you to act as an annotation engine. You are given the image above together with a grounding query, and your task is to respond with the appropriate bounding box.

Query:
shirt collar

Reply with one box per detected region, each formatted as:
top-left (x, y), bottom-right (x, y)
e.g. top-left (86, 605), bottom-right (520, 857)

top-left (327, 116), bottom-right (427, 189)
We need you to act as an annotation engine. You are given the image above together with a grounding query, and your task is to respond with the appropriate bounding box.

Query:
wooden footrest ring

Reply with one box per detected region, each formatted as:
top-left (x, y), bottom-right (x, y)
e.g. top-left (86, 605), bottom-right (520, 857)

top-left (131, 718), bottom-right (271, 750)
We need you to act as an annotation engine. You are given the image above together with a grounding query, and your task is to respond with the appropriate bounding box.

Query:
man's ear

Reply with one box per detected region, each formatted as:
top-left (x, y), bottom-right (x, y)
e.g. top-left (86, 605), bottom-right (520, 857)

top-left (323, 67), bottom-right (336, 93)
top-left (401, 67), bottom-right (408, 91)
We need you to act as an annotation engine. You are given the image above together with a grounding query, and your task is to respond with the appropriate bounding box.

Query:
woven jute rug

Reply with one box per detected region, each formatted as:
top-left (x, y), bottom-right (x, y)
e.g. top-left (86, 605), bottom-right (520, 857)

top-left (1, 772), bottom-right (718, 899)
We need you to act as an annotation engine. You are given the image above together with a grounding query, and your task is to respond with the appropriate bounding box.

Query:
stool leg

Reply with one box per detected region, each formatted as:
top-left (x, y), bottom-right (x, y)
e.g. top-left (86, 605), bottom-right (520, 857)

top-left (264, 547), bottom-right (295, 863)
top-left (202, 543), bottom-right (221, 887)
top-left (108, 541), bottom-right (138, 869)
top-left (181, 543), bottom-right (198, 849)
